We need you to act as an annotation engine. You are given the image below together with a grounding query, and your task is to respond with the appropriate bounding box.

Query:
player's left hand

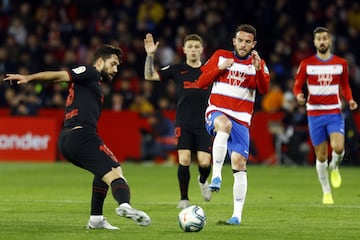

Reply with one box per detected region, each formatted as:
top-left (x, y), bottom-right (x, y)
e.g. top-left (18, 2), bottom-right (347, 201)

top-left (251, 50), bottom-right (261, 71)
top-left (349, 99), bottom-right (358, 110)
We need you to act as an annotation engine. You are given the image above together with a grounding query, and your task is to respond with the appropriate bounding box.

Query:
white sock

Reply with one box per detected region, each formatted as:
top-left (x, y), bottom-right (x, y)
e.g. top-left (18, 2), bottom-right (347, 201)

top-left (232, 171), bottom-right (247, 221)
top-left (330, 150), bottom-right (344, 169)
top-left (211, 131), bottom-right (229, 180)
top-left (90, 215), bottom-right (104, 222)
top-left (316, 160), bottom-right (331, 194)
top-left (119, 203), bottom-right (131, 208)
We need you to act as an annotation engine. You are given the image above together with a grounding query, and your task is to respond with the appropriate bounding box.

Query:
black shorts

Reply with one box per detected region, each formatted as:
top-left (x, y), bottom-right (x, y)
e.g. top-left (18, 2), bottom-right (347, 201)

top-left (175, 125), bottom-right (212, 153)
top-left (58, 127), bottom-right (120, 178)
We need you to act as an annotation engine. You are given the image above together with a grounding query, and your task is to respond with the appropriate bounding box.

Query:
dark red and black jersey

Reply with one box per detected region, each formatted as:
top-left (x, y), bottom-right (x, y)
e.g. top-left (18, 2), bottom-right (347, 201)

top-left (63, 65), bottom-right (103, 130)
top-left (158, 63), bottom-right (210, 128)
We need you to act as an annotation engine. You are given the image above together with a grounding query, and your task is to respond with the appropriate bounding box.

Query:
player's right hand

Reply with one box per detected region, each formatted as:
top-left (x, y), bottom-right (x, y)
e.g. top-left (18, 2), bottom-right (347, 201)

top-left (219, 59), bottom-right (234, 70)
top-left (144, 33), bottom-right (159, 55)
top-left (3, 74), bottom-right (29, 85)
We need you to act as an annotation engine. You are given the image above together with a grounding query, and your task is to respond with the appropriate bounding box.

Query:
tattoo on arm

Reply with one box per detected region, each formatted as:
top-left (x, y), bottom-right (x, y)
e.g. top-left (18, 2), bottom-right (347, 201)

top-left (145, 55), bottom-right (155, 79)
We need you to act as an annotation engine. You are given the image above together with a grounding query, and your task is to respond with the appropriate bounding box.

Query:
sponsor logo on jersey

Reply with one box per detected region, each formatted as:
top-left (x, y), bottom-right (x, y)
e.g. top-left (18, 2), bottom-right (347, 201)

top-left (317, 73), bottom-right (333, 86)
top-left (227, 70), bottom-right (246, 86)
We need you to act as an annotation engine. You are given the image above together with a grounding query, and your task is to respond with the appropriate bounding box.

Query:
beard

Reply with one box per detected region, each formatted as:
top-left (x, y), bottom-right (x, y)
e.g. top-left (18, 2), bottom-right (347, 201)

top-left (317, 45), bottom-right (329, 54)
top-left (100, 70), bottom-right (112, 83)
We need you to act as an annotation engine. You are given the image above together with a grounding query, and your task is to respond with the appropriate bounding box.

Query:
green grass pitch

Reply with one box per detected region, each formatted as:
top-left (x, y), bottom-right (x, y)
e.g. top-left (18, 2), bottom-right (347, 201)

top-left (0, 162), bottom-right (359, 240)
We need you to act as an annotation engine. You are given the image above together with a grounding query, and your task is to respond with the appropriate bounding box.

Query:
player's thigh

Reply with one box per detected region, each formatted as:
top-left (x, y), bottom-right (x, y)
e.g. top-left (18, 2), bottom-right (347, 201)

top-left (194, 127), bottom-right (212, 154)
top-left (327, 114), bottom-right (345, 152)
top-left (176, 126), bottom-right (194, 150)
top-left (205, 111), bottom-right (231, 135)
top-left (308, 115), bottom-right (327, 146)
top-left (228, 122), bottom-right (249, 160)
top-left (62, 129), bottom-right (120, 177)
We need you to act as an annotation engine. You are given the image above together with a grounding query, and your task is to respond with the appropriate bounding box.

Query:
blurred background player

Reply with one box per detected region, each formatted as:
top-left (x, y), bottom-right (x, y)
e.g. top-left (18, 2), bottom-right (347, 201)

top-left (197, 24), bottom-right (270, 225)
top-left (293, 27), bottom-right (358, 204)
top-left (4, 44), bottom-right (151, 229)
top-left (144, 33), bottom-right (212, 208)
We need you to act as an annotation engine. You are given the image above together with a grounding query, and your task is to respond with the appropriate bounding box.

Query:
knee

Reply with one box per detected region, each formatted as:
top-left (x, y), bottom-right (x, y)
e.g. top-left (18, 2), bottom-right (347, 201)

top-left (102, 167), bottom-right (124, 185)
top-left (198, 156), bottom-right (211, 167)
top-left (216, 120), bottom-right (232, 133)
top-left (178, 151), bottom-right (191, 166)
top-left (332, 144), bottom-right (344, 154)
top-left (316, 151), bottom-right (327, 161)
top-left (179, 158), bottom-right (191, 166)
top-left (231, 156), bottom-right (247, 171)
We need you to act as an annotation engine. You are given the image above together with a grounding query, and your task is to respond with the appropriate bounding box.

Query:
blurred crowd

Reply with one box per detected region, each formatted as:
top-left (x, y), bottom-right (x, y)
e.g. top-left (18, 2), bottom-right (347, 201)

top-left (0, 0), bottom-right (359, 163)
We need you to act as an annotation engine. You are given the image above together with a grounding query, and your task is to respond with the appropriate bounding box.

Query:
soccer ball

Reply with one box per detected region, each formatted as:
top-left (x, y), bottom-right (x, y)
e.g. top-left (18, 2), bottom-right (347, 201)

top-left (178, 205), bottom-right (206, 232)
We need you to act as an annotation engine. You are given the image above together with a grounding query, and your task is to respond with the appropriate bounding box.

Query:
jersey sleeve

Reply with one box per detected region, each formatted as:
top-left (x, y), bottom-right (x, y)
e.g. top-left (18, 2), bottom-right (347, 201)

top-left (158, 65), bottom-right (173, 83)
top-left (69, 65), bottom-right (96, 83)
top-left (293, 61), bottom-right (307, 97)
top-left (197, 50), bottom-right (223, 88)
top-left (339, 61), bottom-right (353, 102)
top-left (255, 60), bottom-right (270, 94)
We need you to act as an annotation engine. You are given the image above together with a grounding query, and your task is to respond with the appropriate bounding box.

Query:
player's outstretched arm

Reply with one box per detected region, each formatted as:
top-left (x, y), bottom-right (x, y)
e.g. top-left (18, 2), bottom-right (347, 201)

top-left (144, 33), bottom-right (160, 81)
top-left (4, 71), bottom-right (70, 85)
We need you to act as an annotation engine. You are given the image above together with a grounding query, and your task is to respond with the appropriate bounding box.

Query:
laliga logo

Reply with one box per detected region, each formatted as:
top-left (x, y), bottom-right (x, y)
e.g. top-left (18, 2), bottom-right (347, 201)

top-left (0, 132), bottom-right (50, 151)
top-left (317, 73), bottom-right (332, 86)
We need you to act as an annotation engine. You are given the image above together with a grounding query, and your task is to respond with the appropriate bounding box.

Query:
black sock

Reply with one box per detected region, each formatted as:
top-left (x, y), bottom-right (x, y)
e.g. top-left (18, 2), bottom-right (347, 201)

top-left (90, 176), bottom-right (109, 215)
top-left (111, 178), bottom-right (130, 205)
top-left (198, 165), bottom-right (211, 184)
top-left (178, 164), bottom-right (190, 200)
top-left (232, 169), bottom-right (247, 174)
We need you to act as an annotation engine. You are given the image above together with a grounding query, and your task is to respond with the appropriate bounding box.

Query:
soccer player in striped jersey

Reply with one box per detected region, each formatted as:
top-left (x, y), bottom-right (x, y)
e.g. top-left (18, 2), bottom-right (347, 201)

top-left (197, 24), bottom-right (270, 225)
top-left (144, 33), bottom-right (212, 209)
top-left (293, 27), bottom-right (358, 204)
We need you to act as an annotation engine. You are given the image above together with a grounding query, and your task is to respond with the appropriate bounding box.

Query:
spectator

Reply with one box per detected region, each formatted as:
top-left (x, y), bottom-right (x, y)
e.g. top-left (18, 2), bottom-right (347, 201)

top-left (261, 83), bottom-right (284, 113)
top-left (141, 111), bottom-right (176, 161)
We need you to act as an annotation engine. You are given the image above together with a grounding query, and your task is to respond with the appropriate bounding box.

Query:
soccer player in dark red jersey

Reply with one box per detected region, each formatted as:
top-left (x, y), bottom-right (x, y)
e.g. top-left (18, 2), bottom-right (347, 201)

top-left (4, 44), bottom-right (151, 229)
top-left (293, 27), bottom-right (358, 204)
top-left (197, 24), bottom-right (270, 225)
top-left (144, 33), bottom-right (212, 209)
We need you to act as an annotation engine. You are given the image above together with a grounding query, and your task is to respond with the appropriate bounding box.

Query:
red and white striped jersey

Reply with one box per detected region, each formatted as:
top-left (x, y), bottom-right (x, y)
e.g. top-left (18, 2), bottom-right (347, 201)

top-left (293, 54), bottom-right (353, 116)
top-left (198, 49), bottom-right (270, 127)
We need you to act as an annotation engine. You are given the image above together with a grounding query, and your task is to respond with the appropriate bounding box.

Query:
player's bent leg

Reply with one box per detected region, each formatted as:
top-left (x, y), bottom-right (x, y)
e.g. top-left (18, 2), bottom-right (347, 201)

top-left (102, 166), bottom-right (125, 186)
top-left (102, 167), bottom-right (151, 226)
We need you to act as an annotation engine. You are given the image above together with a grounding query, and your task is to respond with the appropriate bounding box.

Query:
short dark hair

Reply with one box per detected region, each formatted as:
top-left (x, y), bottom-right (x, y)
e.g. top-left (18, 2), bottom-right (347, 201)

top-left (93, 44), bottom-right (123, 64)
top-left (235, 24), bottom-right (257, 40)
top-left (313, 27), bottom-right (329, 37)
top-left (184, 34), bottom-right (204, 45)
